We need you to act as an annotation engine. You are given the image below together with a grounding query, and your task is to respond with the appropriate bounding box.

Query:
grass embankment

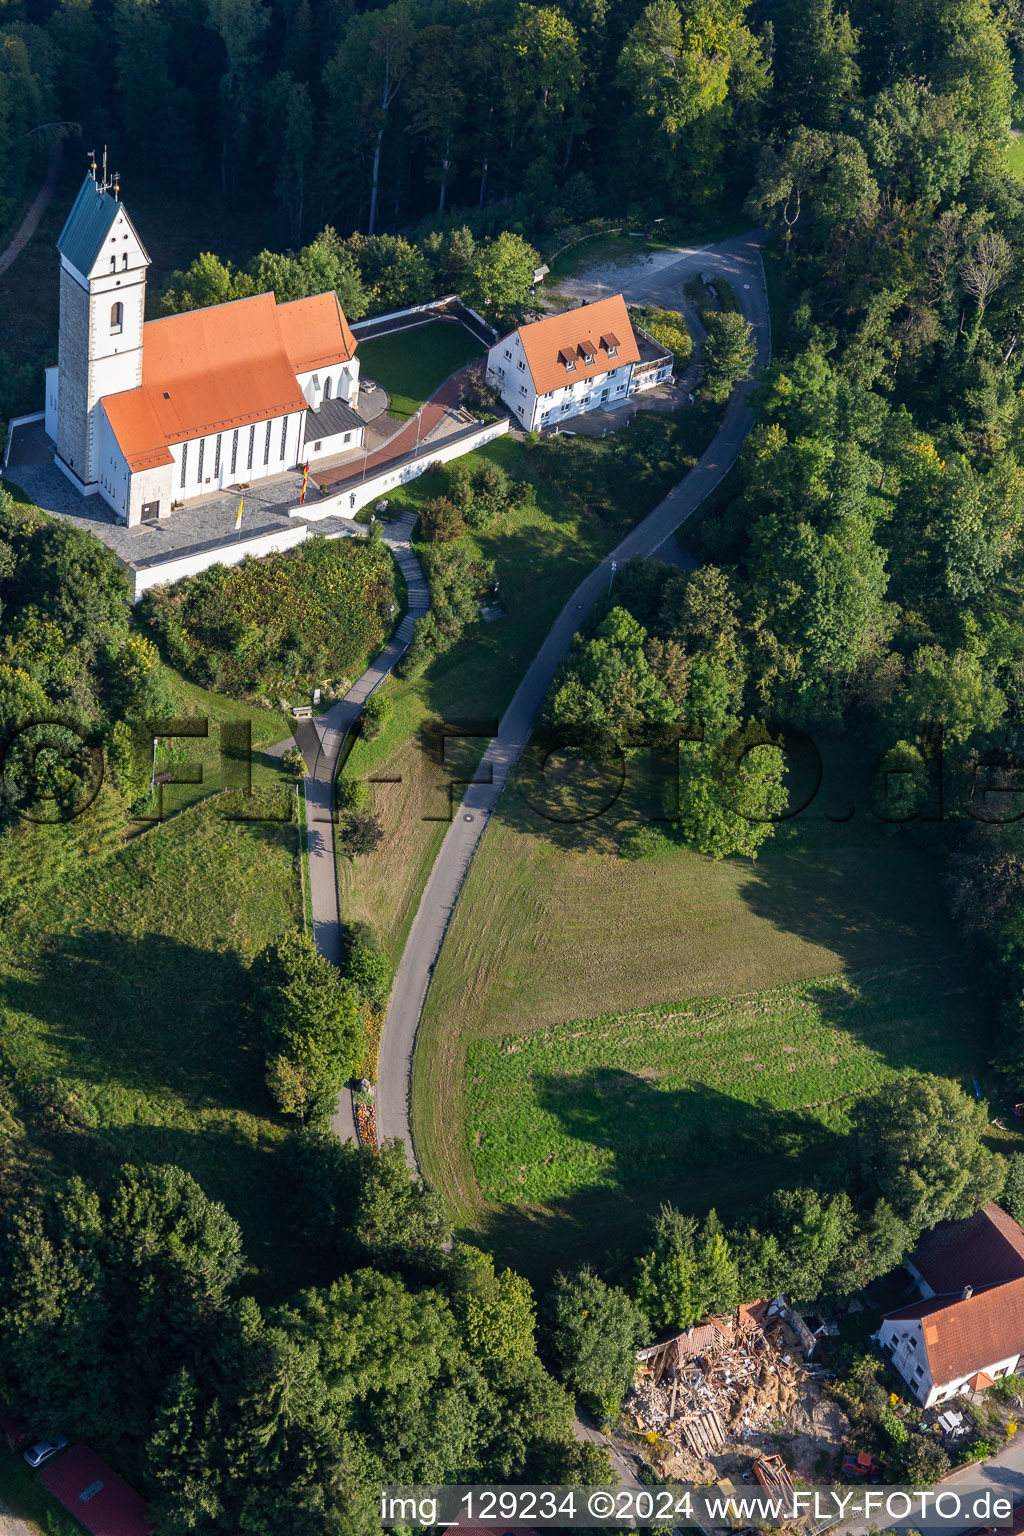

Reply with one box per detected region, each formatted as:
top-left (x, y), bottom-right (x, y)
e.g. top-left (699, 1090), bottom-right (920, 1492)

top-left (336, 419), bottom-right (713, 966)
top-left (356, 320), bottom-right (484, 418)
top-left (0, 795), bottom-right (308, 1298)
top-left (413, 742), bottom-right (984, 1284)
top-left (145, 669), bottom-right (295, 820)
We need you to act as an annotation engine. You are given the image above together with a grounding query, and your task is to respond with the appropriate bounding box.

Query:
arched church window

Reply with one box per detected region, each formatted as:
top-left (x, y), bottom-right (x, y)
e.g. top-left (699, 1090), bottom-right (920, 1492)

top-left (122, 253), bottom-right (129, 270)
top-left (110, 302), bottom-right (123, 335)
top-left (324, 377), bottom-right (333, 401)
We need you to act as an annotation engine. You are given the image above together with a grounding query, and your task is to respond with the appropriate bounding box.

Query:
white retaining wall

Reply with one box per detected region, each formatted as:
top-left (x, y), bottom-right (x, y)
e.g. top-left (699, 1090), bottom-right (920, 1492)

top-left (130, 518), bottom-right (358, 601)
top-left (351, 296), bottom-right (458, 333)
top-left (294, 419), bottom-right (510, 522)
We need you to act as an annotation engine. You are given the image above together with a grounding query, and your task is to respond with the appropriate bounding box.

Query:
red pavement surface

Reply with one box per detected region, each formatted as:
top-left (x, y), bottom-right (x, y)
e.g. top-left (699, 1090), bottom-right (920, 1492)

top-left (315, 368), bottom-right (471, 490)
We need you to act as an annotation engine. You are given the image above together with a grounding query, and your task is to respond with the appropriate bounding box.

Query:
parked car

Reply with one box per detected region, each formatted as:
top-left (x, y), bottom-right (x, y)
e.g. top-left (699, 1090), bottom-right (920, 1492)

top-left (24, 1435), bottom-right (67, 1468)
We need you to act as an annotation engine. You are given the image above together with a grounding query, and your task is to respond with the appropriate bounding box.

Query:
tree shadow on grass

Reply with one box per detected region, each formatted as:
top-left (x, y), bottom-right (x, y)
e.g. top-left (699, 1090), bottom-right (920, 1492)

top-left (48, 1117), bottom-right (330, 1304)
top-left (0, 930), bottom-right (263, 1116)
top-left (473, 1073), bottom-right (833, 1286)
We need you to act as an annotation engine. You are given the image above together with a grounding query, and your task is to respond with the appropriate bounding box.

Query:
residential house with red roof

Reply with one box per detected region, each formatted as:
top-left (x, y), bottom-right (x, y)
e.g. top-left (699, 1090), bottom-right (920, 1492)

top-left (44, 168), bottom-right (363, 528)
top-left (879, 1204), bottom-right (1024, 1407)
top-left (485, 294), bottom-right (672, 433)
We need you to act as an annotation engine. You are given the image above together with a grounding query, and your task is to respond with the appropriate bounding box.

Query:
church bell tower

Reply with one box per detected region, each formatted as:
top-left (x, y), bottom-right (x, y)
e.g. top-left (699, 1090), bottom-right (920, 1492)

top-left (54, 152), bottom-right (150, 492)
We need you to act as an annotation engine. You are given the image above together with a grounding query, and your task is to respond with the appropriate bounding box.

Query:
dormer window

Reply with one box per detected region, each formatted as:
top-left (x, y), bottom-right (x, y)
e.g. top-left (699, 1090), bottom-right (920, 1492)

top-left (583, 352), bottom-right (594, 365)
top-left (566, 359), bottom-right (576, 372)
top-left (608, 345), bottom-right (618, 358)
top-left (110, 302), bottom-right (123, 335)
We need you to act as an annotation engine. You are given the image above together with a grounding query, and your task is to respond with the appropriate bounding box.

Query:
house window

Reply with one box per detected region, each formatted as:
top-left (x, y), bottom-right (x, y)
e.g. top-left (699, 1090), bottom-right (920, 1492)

top-left (504, 348), bottom-right (512, 360)
top-left (314, 441), bottom-right (322, 451)
top-left (914, 1365), bottom-right (924, 1377)
top-left (247, 425), bottom-right (255, 471)
top-left (264, 420), bottom-right (272, 465)
top-left (110, 302), bottom-right (123, 334)
top-left (214, 435), bottom-right (221, 476)
top-left (324, 377), bottom-right (333, 401)
top-left (197, 438), bottom-right (205, 481)
top-left (180, 442), bottom-right (187, 488)
top-left (518, 360), bottom-right (525, 371)
top-left (520, 384), bottom-right (527, 395)
top-left (230, 430), bottom-right (238, 475)
top-left (343, 432), bottom-right (351, 444)
top-left (280, 418), bottom-right (288, 460)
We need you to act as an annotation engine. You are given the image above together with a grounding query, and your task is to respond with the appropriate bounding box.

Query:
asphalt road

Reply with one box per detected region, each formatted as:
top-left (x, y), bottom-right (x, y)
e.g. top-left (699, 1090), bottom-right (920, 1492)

top-left (374, 228), bottom-right (772, 1162)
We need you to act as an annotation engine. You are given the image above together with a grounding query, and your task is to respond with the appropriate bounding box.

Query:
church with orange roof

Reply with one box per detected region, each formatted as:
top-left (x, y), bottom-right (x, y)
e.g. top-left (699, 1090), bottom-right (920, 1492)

top-left (44, 167), bottom-right (365, 527)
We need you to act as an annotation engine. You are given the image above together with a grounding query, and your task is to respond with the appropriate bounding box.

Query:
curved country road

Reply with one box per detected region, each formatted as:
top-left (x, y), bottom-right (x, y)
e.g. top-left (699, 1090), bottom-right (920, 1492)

top-left (374, 228), bottom-right (772, 1164)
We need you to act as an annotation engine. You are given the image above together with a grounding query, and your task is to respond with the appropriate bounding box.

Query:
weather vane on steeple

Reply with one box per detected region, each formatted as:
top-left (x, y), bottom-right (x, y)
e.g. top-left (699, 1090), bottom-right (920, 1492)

top-left (88, 146), bottom-right (120, 198)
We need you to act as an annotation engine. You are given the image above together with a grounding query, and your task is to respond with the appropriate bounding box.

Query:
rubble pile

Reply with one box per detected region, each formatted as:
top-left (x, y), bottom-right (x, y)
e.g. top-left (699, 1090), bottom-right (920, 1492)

top-left (624, 1313), bottom-right (807, 1476)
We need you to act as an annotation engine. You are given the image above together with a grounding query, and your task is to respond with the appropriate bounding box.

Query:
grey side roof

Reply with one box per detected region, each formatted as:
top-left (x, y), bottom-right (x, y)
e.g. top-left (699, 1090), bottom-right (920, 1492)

top-left (303, 396), bottom-right (364, 443)
top-left (57, 175), bottom-right (126, 278)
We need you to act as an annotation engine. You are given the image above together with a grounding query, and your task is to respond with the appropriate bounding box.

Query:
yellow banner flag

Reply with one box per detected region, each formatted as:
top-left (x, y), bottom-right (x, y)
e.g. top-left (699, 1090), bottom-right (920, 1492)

top-left (235, 494), bottom-right (243, 530)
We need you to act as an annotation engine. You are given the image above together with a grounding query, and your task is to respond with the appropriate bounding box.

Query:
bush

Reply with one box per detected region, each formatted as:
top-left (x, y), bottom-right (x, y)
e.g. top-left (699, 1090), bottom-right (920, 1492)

top-left (338, 809), bottom-right (384, 857)
top-left (360, 687), bottom-right (394, 742)
top-left (345, 944), bottom-right (394, 1008)
top-left (420, 496), bottom-right (466, 543)
top-left (629, 304), bottom-right (693, 368)
top-left (140, 536), bottom-right (396, 699)
top-left (335, 775), bottom-right (369, 812)
top-left (619, 825), bottom-right (674, 860)
top-left (252, 932), bottom-right (364, 1124)
top-left (282, 745), bottom-right (306, 776)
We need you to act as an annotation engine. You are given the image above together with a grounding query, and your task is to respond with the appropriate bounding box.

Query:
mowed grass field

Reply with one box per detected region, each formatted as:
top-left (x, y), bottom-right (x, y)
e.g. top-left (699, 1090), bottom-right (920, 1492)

top-left (413, 745), bottom-right (985, 1282)
top-left (356, 320), bottom-right (484, 418)
top-left (0, 794), bottom-right (308, 1298)
top-left (467, 968), bottom-right (975, 1204)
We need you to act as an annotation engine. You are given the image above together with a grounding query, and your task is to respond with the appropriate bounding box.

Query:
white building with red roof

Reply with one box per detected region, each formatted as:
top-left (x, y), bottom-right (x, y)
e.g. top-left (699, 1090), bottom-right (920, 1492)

top-left (485, 294), bottom-right (672, 432)
top-left (879, 1204), bottom-right (1024, 1407)
top-left (45, 168), bottom-right (364, 528)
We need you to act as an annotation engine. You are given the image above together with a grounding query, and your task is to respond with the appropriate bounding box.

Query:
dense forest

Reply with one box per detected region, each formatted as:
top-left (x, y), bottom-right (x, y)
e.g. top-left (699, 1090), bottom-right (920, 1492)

top-left (0, 0), bottom-right (1013, 250)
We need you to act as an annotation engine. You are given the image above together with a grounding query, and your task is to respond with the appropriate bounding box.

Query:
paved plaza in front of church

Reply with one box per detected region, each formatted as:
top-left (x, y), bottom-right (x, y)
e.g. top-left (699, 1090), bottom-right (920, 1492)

top-left (2, 391), bottom-right (476, 575)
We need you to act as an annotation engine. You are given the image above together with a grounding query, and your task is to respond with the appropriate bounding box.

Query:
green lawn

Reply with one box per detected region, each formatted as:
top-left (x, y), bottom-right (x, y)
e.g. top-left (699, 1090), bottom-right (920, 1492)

top-left (412, 739), bottom-right (989, 1284)
top-left (356, 320), bottom-right (484, 418)
top-left (0, 793), bottom-right (309, 1299)
top-left (467, 968), bottom-right (977, 1205)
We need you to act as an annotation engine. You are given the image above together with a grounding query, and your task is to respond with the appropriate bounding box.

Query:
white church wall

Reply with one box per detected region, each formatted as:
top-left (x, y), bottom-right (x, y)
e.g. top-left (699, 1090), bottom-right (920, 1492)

top-left (167, 410), bottom-right (306, 505)
top-left (95, 406), bottom-right (131, 519)
top-left (305, 424), bottom-right (363, 465)
top-left (296, 360), bottom-right (360, 413)
top-left (127, 462), bottom-right (174, 526)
